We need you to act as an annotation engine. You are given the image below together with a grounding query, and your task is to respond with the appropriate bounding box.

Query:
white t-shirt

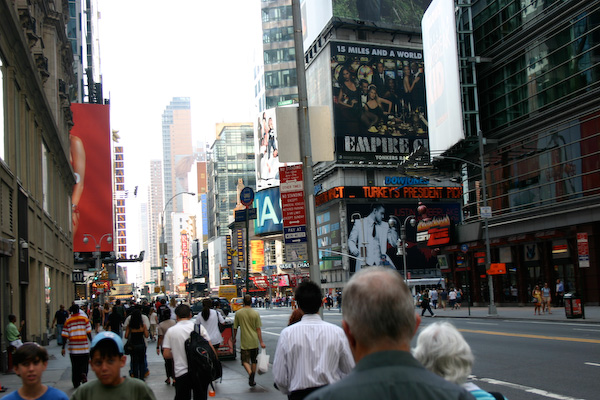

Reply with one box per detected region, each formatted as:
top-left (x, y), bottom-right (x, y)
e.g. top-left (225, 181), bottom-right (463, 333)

top-left (197, 309), bottom-right (225, 345)
top-left (163, 319), bottom-right (210, 378)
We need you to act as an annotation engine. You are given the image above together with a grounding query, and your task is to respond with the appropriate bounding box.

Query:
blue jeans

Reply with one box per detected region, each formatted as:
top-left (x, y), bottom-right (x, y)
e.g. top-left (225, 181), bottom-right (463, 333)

top-left (56, 324), bottom-right (64, 345)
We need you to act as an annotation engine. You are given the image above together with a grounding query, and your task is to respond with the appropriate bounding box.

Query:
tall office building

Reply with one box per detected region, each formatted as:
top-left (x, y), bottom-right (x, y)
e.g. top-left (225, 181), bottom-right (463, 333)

top-left (207, 123), bottom-right (256, 238)
top-left (257, 0), bottom-right (298, 111)
top-left (67, 0), bottom-right (103, 104)
top-left (147, 160), bottom-right (164, 286)
top-left (161, 97), bottom-right (193, 290)
top-left (429, 0), bottom-right (600, 304)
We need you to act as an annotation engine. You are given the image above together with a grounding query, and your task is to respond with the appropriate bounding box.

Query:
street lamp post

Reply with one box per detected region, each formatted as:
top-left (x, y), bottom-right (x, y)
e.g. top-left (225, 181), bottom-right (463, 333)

top-left (83, 233), bottom-right (112, 303)
top-left (434, 136), bottom-right (497, 316)
top-left (159, 192), bottom-right (196, 293)
top-left (398, 216), bottom-right (416, 282)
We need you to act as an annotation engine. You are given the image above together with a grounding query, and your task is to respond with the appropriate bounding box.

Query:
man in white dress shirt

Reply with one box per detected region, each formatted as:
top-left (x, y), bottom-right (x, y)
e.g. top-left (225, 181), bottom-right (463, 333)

top-left (273, 281), bottom-right (355, 400)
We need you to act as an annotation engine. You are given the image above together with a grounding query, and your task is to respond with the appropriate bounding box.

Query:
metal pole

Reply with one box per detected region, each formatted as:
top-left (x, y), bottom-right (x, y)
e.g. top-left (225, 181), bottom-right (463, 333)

top-left (245, 207), bottom-right (250, 294)
top-left (292, 0), bottom-right (320, 288)
top-left (401, 224), bottom-right (407, 281)
top-left (479, 130), bottom-right (496, 315)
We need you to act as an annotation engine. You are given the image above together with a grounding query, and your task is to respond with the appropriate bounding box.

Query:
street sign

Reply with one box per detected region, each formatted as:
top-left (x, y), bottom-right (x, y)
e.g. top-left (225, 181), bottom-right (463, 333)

top-left (145, 281), bottom-right (156, 284)
top-left (72, 270), bottom-right (84, 283)
top-left (577, 232), bottom-right (590, 268)
top-left (240, 187), bottom-right (254, 207)
top-left (480, 206), bottom-right (492, 218)
top-left (150, 266), bottom-right (162, 270)
top-left (322, 256), bottom-right (342, 261)
top-left (235, 208), bottom-right (257, 222)
top-left (461, 244), bottom-right (469, 253)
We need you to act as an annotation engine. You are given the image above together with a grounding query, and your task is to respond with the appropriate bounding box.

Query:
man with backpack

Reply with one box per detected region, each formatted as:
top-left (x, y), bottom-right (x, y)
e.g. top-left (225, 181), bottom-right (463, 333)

top-left (163, 304), bottom-right (216, 400)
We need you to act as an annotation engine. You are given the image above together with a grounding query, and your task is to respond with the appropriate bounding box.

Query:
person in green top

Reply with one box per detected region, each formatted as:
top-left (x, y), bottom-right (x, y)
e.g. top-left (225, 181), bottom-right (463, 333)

top-left (232, 295), bottom-right (265, 387)
top-left (6, 314), bottom-right (24, 349)
top-left (71, 331), bottom-right (156, 400)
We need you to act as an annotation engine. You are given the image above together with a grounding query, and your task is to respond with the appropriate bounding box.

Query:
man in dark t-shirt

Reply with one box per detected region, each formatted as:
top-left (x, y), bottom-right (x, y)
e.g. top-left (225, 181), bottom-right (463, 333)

top-left (51, 305), bottom-right (70, 345)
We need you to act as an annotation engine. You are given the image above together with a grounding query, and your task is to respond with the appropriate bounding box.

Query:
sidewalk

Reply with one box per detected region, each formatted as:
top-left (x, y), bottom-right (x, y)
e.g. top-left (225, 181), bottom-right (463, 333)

top-left (400, 304), bottom-right (600, 323)
top-left (1, 306), bottom-right (597, 399)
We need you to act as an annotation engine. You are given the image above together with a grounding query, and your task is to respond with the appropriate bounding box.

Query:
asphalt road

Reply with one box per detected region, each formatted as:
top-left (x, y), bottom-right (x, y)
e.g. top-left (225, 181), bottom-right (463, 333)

top-left (259, 307), bottom-right (600, 400)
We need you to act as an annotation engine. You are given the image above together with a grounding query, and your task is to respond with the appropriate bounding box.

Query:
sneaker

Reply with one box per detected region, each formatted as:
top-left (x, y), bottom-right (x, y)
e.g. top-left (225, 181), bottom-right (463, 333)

top-left (249, 373), bottom-right (256, 387)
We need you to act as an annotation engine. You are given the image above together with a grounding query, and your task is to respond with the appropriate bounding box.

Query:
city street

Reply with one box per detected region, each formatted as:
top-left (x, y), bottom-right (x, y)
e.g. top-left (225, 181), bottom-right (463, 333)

top-left (1, 306), bottom-right (598, 400)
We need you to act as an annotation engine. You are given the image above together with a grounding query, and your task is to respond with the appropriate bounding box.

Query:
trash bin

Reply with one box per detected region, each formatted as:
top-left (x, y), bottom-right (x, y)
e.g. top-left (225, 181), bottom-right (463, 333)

top-left (217, 321), bottom-right (236, 360)
top-left (564, 292), bottom-right (583, 319)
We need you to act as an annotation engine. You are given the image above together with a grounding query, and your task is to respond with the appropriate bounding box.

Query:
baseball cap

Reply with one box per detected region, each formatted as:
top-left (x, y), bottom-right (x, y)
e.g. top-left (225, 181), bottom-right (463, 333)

top-left (91, 331), bottom-right (124, 354)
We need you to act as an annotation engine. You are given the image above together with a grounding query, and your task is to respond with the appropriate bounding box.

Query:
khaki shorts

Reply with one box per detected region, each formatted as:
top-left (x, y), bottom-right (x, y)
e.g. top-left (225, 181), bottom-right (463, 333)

top-left (241, 348), bottom-right (259, 365)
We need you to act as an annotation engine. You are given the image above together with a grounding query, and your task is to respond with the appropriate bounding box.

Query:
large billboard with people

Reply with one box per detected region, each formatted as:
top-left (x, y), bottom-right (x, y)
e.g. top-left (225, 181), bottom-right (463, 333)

top-left (71, 103), bottom-right (113, 253)
top-left (330, 41), bottom-right (428, 162)
top-left (345, 202), bottom-right (460, 274)
top-left (255, 108), bottom-right (281, 191)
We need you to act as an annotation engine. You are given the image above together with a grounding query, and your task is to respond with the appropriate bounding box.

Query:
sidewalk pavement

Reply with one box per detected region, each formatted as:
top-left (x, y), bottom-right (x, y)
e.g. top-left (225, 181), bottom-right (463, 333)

top-left (1, 305), bottom-right (597, 399)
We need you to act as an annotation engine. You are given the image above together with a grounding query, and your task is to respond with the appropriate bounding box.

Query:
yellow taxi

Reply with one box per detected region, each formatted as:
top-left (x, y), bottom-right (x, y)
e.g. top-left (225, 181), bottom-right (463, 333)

top-left (230, 297), bottom-right (244, 312)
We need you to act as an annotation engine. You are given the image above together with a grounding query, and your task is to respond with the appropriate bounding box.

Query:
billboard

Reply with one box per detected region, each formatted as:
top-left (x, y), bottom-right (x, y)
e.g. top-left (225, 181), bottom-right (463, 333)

top-left (330, 41), bottom-right (428, 162)
top-left (422, 0), bottom-right (464, 154)
top-left (302, 1), bottom-right (432, 50)
top-left (71, 104), bottom-right (113, 253)
top-left (250, 240), bottom-right (265, 273)
top-left (345, 202), bottom-right (460, 274)
top-left (254, 187), bottom-right (283, 235)
top-left (255, 108), bottom-right (281, 190)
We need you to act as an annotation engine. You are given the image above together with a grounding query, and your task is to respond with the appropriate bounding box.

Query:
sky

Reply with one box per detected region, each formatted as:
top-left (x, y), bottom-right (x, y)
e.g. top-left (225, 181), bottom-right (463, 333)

top-left (97, 1), bottom-right (262, 259)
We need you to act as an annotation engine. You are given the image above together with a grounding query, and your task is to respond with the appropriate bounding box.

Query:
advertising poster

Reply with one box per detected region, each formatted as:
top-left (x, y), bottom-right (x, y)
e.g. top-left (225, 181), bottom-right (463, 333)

top-left (254, 187), bottom-right (283, 236)
top-left (333, 0), bottom-right (431, 28)
top-left (255, 108), bottom-right (281, 190)
top-left (250, 240), bottom-right (265, 273)
top-left (345, 202), bottom-right (460, 274)
top-left (330, 41), bottom-right (428, 162)
top-left (71, 103), bottom-right (113, 253)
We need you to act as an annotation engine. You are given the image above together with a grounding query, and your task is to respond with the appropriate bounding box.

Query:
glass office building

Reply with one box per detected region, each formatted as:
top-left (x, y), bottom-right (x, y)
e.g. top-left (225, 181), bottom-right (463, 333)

top-left (446, 1), bottom-right (600, 305)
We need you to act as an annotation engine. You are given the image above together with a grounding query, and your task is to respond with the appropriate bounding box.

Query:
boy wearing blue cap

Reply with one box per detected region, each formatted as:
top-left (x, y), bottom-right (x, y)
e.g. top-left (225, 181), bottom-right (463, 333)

top-left (71, 331), bottom-right (156, 400)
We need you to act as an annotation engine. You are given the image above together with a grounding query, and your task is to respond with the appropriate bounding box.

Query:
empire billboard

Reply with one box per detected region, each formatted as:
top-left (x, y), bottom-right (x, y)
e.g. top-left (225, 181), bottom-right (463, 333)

top-left (330, 41), bottom-right (428, 163)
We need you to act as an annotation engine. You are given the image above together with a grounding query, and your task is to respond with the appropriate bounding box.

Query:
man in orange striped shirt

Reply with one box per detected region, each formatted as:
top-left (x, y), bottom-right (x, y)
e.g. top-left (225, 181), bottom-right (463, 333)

top-left (61, 304), bottom-right (92, 388)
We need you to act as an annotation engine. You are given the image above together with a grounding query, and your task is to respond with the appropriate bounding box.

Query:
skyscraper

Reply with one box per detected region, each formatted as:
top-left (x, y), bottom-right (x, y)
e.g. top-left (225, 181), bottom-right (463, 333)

top-left (148, 160), bottom-right (164, 285)
top-left (258, 0), bottom-right (298, 111)
top-left (162, 97), bottom-right (193, 290)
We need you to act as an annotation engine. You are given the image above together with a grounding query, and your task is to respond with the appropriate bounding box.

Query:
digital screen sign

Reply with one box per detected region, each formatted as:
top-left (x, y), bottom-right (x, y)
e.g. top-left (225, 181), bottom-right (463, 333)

top-left (316, 186), bottom-right (463, 206)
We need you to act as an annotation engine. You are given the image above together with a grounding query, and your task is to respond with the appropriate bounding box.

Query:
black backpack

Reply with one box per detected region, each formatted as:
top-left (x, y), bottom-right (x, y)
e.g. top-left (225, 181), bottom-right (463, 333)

top-left (185, 326), bottom-right (222, 385)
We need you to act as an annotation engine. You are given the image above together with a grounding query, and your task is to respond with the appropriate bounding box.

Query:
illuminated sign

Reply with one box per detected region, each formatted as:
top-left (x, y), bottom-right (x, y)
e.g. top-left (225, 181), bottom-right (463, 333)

top-left (416, 216), bottom-right (452, 246)
top-left (250, 240), bottom-right (265, 274)
top-left (254, 187), bottom-right (283, 235)
top-left (181, 233), bottom-right (189, 275)
top-left (226, 235), bottom-right (232, 267)
top-left (384, 176), bottom-right (429, 186)
top-left (316, 186), bottom-right (463, 206)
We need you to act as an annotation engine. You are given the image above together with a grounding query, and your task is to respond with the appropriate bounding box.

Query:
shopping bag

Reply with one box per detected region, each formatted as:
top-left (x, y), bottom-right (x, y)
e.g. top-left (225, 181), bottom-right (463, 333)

top-left (257, 348), bottom-right (269, 374)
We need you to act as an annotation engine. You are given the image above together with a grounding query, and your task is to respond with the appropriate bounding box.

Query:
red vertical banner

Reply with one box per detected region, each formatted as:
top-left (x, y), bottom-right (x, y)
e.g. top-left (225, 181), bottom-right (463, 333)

top-left (71, 104), bottom-right (113, 252)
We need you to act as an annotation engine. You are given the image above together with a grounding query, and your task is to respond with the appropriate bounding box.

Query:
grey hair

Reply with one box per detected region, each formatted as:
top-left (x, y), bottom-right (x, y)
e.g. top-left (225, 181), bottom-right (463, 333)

top-left (343, 266), bottom-right (416, 348)
top-left (412, 322), bottom-right (474, 384)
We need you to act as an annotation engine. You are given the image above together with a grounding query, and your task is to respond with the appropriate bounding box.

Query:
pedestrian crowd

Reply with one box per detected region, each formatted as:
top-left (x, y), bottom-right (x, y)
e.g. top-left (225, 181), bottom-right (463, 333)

top-left (3, 272), bottom-right (515, 400)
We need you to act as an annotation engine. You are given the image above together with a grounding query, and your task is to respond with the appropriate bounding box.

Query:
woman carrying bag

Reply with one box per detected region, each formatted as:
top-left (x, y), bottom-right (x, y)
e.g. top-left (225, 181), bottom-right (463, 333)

top-left (125, 309), bottom-right (149, 380)
top-left (197, 298), bottom-right (226, 352)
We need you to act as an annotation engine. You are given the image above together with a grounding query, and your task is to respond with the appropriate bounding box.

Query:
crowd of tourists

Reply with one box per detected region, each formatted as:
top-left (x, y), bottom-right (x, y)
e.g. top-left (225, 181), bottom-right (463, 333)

top-left (3, 273), bottom-right (509, 400)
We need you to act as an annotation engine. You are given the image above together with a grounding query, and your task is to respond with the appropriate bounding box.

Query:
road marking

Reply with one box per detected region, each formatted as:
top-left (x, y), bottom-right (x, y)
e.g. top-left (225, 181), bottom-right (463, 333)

top-left (509, 320), bottom-right (599, 328)
top-left (473, 376), bottom-right (585, 400)
top-left (573, 328), bottom-right (600, 333)
top-left (459, 328), bottom-right (600, 344)
top-left (466, 321), bottom-right (499, 326)
top-left (585, 362), bottom-right (600, 367)
top-left (261, 330), bottom-right (281, 337)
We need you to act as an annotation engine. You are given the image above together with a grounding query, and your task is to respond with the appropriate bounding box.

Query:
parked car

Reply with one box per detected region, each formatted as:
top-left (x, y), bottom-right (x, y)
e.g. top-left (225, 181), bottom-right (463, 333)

top-left (230, 297), bottom-right (244, 312)
top-left (212, 297), bottom-right (231, 316)
top-left (191, 297), bottom-right (231, 316)
top-left (190, 301), bottom-right (203, 316)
